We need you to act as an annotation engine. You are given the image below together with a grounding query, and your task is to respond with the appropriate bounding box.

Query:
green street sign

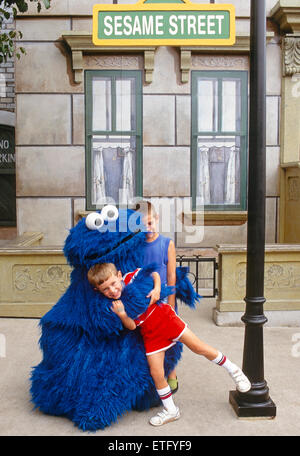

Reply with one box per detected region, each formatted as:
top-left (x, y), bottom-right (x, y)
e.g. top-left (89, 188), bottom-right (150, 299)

top-left (93, 0), bottom-right (235, 47)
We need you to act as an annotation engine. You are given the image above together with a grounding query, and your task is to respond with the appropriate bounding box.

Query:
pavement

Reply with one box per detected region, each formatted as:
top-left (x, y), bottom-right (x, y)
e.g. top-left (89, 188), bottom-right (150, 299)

top-left (0, 298), bottom-right (299, 437)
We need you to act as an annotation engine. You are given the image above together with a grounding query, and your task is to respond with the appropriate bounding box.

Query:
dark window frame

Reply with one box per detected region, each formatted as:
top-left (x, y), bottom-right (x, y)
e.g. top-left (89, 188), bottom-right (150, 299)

top-left (85, 69), bottom-right (143, 210)
top-left (191, 70), bottom-right (248, 211)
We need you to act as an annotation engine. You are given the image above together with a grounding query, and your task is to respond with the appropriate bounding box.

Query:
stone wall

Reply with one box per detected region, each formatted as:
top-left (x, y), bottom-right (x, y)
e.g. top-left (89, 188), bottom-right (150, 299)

top-left (13, 0), bottom-right (282, 247)
top-left (0, 246), bottom-right (71, 317)
top-left (15, 15), bottom-right (83, 245)
top-left (214, 244), bottom-right (300, 326)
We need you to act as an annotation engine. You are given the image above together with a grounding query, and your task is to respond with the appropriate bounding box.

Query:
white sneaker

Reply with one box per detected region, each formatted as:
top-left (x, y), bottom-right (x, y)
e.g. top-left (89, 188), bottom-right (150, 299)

top-left (149, 407), bottom-right (180, 426)
top-left (230, 368), bottom-right (251, 393)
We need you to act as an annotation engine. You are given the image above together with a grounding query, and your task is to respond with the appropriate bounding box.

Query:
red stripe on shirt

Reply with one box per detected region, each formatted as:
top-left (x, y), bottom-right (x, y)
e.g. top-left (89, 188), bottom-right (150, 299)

top-left (123, 268), bottom-right (140, 286)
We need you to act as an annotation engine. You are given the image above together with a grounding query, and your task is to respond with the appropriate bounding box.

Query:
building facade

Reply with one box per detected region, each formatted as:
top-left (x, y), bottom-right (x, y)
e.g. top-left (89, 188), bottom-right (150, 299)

top-left (0, 0), bottom-right (284, 246)
top-left (0, 0), bottom-right (300, 321)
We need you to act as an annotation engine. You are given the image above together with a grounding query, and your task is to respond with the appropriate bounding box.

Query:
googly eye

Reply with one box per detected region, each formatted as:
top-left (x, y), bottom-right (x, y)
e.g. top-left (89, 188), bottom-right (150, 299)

top-left (101, 205), bottom-right (119, 222)
top-left (85, 212), bottom-right (104, 230)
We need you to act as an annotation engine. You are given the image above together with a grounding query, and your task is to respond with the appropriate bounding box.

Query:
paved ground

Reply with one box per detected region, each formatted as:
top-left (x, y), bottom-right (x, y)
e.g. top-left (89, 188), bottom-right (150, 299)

top-left (0, 298), bottom-right (299, 437)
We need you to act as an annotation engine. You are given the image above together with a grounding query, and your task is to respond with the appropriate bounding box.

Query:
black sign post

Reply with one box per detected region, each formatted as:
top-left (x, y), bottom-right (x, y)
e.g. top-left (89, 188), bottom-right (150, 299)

top-left (229, 0), bottom-right (276, 417)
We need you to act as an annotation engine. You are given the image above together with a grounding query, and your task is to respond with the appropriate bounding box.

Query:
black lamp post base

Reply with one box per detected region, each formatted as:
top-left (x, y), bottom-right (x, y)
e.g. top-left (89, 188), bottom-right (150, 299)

top-left (229, 391), bottom-right (276, 418)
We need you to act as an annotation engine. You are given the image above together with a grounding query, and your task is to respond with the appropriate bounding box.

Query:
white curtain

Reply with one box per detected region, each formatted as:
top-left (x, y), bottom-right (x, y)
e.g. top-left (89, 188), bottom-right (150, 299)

top-left (197, 146), bottom-right (210, 204)
top-left (92, 145), bottom-right (134, 205)
top-left (225, 146), bottom-right (236, 204)
top-left (120, 148), bottom-right (134, 204)
top-left (197, 144), bottom-right (238, 205)
top-left (93, 148), bottom-right (106, 205)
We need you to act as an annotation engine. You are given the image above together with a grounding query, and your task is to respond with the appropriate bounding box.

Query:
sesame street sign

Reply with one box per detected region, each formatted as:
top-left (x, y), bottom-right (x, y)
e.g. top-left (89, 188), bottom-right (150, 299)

top-left (93, 0), bottom-right (235, 46)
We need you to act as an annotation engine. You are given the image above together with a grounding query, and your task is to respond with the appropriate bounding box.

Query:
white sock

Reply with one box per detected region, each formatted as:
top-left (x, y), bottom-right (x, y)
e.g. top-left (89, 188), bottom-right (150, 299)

top-left (157, 386), bottom-right (177, 413)
top-left (211, 351), bottom-right (238, 374)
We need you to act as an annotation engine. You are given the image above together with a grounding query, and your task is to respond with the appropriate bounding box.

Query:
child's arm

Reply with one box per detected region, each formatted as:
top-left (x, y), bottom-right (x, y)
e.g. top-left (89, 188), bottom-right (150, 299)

top-left (111, 300), bottom-right (136, 330)
top-left (147, 271), bottom-right (161, 305)
top-left (167, 240), bottom-right (176, 309)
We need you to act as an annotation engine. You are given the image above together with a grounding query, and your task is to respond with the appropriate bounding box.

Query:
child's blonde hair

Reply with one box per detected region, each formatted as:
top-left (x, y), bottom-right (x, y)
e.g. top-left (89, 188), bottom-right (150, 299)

top-left (134, 200), bottom-right (157, 218)
top-left (87, 263), bottom-right (118, 287)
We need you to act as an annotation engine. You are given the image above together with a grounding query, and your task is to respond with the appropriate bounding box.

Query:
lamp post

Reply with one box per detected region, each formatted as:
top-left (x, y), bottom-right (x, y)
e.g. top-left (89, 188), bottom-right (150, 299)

top-left (229, 0), bottom-right (276, 418)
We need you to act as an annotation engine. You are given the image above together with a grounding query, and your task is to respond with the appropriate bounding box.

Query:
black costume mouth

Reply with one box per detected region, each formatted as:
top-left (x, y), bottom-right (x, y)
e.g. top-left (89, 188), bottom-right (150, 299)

top-left (86, 230), bottom-right (142, 262)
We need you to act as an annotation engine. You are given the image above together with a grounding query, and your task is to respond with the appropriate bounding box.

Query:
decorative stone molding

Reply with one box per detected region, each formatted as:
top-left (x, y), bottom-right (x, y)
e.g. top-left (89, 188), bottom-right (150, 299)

top-left (288, 175), bottom-right (300, 201)
top-left (144, 49), bottom-right (155, 83)
top-left (85, 55), bottom-right (140, 69)
top-left (62, 31), bottom-right (275, 84)
top-left (283, 35), bottom-right (300, 75)
top-left (61, 32), bottom-right (156, 84)
top-left (280, 163), bottom-right (300, 242)
top-left (13, 264), bottom-right (70, 294)
top-left (0, 246), bottom-right (71, 317)
top-left (271, 0), bottom-right (300, 34)
top-left (71, 50), bottom-right (84, 84)
top-left (192, 55), bottom-right (248, 70)
top-left (180, 49), bottom-right (191, 84)
top-left (180, 32), bottom-right (274, 83)
top-left (214, 244), bottom-right (300, 326)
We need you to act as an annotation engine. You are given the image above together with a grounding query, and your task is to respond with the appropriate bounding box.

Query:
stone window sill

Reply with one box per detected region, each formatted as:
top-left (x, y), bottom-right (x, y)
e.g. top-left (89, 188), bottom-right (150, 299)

top-left (181, 211), bottom-right (247, 226)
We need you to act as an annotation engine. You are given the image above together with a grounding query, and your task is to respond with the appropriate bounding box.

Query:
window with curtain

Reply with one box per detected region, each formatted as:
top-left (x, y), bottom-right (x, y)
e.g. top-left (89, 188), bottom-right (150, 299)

top-left (191, 70), bottom-right (248, 211)
top-left (85, 70), bottom-right (142, 209)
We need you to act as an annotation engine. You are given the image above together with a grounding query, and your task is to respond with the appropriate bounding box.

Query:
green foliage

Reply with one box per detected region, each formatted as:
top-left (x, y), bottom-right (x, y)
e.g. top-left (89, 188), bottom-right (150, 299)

top-left (0, 0), bottom-right (51, 63)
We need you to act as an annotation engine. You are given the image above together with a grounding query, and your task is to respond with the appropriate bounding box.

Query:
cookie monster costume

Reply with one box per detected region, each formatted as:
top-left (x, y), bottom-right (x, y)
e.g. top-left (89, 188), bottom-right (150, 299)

top-left (30, 206), bottom-right (200, 431)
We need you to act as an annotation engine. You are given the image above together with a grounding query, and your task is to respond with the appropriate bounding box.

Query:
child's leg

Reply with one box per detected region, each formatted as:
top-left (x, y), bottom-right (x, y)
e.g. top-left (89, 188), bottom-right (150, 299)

top-left (147, 351), bottom-right (177, 411)
top-left (179, 328), bottom-right (251, 393)
top-left (168, 301), bottom-right (179, 391)
top-left (179, 328), bottom-right (219, 359)
top-left (147, 351), bottom-right (180, 426)
top-left (147, 351), bottom-right (168, 390)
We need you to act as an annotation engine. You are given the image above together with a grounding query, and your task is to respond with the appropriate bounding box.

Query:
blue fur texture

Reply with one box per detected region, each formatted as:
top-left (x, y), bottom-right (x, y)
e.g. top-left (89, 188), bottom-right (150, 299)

top-left (175, 266), bottom-right (202, 308)
top-left (30, 209), bottom-right (200, 431)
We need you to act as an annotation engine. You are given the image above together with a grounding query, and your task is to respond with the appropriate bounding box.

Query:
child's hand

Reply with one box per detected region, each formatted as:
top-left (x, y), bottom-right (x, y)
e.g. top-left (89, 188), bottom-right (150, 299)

top-left (111, 300), bottom-right (126, 315)
top-left (147, 287), bottom-right (160, 305)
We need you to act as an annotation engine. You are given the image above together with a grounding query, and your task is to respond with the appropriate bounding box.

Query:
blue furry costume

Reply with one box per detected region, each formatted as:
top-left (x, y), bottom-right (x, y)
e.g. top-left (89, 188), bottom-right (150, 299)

top-left (30, 208), bottom-right (200, 431)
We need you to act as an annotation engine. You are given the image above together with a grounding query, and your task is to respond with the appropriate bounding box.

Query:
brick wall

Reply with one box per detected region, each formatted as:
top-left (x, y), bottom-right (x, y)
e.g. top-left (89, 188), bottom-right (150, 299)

top-left (0, 11), bottom-right (16, 113)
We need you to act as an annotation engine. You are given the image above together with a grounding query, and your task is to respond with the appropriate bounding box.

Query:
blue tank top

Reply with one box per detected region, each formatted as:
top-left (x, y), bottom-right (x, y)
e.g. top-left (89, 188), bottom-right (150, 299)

top-left (143, 235), bottom-right (170, 286)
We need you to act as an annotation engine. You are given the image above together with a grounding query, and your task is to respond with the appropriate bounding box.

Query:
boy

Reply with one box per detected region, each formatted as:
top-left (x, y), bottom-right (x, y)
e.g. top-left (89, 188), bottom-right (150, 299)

top-left (136, 200), bottom-right (178, 393)
top-left (88, 262), bottom-right (251, 427)
top-left (87, 262), bottom-right (161, 304)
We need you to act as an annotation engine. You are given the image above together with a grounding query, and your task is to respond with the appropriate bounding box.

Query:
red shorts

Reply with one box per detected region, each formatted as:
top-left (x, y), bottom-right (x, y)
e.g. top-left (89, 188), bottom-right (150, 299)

top-left (135, 303), bottom-right (187, 356)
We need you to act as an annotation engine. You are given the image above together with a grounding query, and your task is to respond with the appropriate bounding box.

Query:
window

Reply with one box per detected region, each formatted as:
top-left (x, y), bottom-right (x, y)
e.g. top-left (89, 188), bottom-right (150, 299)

top-left (85, 70), bottom-right (142, 209)
top-left (191, 71), bottom-right (248, 211)
top-left (0, 125), bottom-right (16, 226)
